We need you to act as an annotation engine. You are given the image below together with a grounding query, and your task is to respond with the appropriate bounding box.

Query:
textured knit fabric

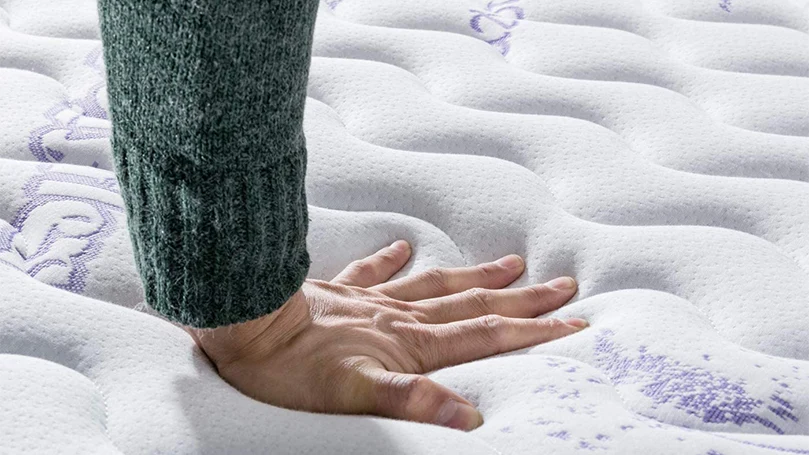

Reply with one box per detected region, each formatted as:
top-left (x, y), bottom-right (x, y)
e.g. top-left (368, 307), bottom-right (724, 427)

top-left (97, 0), bottom-right (319, 328)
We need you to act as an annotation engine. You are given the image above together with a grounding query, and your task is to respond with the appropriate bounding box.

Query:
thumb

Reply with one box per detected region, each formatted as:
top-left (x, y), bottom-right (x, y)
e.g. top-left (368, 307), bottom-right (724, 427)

top-left (364, 368), bottom-right (484, 431)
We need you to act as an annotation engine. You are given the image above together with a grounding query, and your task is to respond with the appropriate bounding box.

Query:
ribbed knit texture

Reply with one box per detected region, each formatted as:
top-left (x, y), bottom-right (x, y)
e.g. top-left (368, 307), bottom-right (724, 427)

top-left (97, 0), bottom-right (318, 328)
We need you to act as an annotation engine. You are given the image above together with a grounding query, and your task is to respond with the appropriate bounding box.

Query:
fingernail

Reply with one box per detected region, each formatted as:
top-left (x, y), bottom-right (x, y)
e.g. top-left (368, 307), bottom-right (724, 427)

top-left (565, 318), bottom-right (589, 329)
top-left (390, 240), bottom-right (410, 252)
top-left (545, 276), bottom-right (576, 291)
top-left (495, 254), bottom-right (524, 270)
top-left (436, 399), bottom-right (483, 431)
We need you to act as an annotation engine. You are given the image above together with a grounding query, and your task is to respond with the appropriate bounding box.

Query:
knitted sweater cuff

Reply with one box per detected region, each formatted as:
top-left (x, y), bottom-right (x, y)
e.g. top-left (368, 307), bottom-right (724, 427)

top-left (120, 149), bottom-right (310, 328)
top-left (98, 0), bottom-right (319, 327)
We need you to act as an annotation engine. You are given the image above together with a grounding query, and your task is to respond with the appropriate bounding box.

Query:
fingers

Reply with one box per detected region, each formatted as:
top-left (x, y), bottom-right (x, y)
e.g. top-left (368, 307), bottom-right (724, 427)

top-left (416, 277), bottom-right (578, 324)
top-left (404, 316), bottom-right (588, 372)
top-left (371, 254), bottom-right (525, 301)
top-left (363, 367), bottom-right (483, 431)
top-left (332, 241), bottom-right (412, 288)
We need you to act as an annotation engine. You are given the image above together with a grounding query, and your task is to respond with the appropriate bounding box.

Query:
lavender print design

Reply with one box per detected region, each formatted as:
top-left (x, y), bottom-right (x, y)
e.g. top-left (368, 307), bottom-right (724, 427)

top-left (28, 46), bottom-right (111, 168)
top-left (0, 164), bottom-right (123, 294)
top-left (594, 330), bottom-right (799, 435)
top-left (469, 0), bottom-right (525, 56)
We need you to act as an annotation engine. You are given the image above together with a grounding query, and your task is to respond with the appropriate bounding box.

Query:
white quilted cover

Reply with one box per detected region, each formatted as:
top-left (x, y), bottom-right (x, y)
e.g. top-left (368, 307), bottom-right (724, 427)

top-left (1, 0), bottom-right (808, 453)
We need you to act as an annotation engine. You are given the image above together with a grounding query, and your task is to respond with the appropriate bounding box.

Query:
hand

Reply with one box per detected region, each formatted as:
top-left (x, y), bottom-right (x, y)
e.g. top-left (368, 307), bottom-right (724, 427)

top-left (187, 241), bottom-right (587, 431)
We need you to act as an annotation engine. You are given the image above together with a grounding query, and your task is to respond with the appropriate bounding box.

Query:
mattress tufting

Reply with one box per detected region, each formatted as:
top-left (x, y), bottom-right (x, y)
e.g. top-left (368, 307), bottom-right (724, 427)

top-left (1, 0), bottom-right (809, 453)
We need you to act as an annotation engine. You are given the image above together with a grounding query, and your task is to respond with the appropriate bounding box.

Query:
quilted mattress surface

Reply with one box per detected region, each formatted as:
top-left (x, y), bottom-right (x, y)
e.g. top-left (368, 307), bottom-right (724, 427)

top-left (1, 0), bottom-right (809, 453)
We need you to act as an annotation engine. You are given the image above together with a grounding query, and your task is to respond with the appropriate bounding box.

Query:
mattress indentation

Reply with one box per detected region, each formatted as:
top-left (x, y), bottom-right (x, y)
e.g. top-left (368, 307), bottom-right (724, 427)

top-left (304, 98), bottom-right (809, 362)
top-left (0, 354), bottom-right (122, 454)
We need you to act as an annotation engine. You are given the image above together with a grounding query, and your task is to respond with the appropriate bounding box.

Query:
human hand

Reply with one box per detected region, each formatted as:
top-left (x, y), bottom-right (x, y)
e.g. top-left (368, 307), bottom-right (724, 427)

top-left (187, 241), bottom-right (587, 431)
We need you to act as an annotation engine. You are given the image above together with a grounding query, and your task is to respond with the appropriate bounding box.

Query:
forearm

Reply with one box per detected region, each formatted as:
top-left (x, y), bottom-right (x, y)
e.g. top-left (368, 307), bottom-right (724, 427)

top-left (98, 0), bottom-right (319, 328)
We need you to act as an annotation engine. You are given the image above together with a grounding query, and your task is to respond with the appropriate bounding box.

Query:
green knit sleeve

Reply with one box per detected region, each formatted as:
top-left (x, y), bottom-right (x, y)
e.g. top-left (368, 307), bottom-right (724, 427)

top-left (97, 0), bottom-right (318, 328)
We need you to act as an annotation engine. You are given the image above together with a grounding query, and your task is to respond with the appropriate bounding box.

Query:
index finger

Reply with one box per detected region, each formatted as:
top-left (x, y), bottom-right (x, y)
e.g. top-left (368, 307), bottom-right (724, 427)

top-left (371, 255), bottom-right (525, 301)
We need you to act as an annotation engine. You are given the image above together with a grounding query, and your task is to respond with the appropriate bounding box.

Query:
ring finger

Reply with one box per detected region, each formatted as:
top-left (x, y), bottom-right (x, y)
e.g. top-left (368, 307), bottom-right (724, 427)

top-left (371, 255), bottom-right (525, 302)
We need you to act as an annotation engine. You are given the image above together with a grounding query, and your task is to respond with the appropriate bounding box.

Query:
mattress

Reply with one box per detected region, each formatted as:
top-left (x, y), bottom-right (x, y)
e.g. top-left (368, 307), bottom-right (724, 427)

top-left (1, 0), bottom-right (808, 453)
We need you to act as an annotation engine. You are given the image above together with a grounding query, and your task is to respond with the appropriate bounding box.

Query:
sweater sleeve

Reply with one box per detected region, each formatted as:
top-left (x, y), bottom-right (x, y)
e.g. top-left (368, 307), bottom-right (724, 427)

top-left (97, 0), bottom-right (319, 328)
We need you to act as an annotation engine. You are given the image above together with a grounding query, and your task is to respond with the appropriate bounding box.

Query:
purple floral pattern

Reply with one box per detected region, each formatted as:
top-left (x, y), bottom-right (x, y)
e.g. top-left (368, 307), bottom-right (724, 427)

top-left (469, 0), bottom-right (525, 56)
top-left (28, 46), bottom-right (111, 168)
top-left (0, 164), bottom-right (123, 294)
top-left (594, 330), bottom-right (799, 435)
top-left (1, 46), bottom-right (123, 294)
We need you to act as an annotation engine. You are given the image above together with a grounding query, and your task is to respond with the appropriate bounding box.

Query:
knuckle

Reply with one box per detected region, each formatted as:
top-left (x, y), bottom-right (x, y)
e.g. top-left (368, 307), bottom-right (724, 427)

top-left (373, 309), bottom-right (419, 331)
top-left (407, 308), bottom-right (430, 323)
top-left (524, 285), bottom-right (547, 302)
top-left (541, 317), bottom-right (566, 330)
top-left (402, 375), bottom-right (428, 402)
top-left (478, 314), bottom-right (507, 348)
top-left (397, 322), bottom-right (430, 346)
top-left (377, 373), bottom-right (406, 413)
top-left (395, 325), bottom-right (436, 372)
top-left (377, 250), bottom-right (401, 266)
top-left (350, 260), bottom-right (376, 277)
top-left (372, 292), bottom-right (417, 313)
top-left (387, 298), bottom-right (417, 313)
top-left (383, 374), bottom-right (425, 411)
top-left (401, 375), bottom-right (434, 416)
top-left (480, 313), bottom-right (505, 330)
top-left (465, 287), bottom-right (491, 310)
top-left (476, 262), bottom-right (500, 280)
top-left (403, 375), bottom-right (442, 417)
top-left (371, 311), bottom-right (398, 331)
top-left (422, 268), bottom-right (449, 291)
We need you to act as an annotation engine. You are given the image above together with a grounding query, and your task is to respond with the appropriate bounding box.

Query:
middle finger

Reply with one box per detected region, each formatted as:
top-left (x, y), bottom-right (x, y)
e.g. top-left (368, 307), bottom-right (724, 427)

top-left (413, 277), bottom-right (577, 324)
top-left (371, 255), bottom-right (525, 302)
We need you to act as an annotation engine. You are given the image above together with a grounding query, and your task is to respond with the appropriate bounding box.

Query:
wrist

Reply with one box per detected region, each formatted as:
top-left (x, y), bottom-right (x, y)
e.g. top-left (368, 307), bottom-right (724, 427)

top-left (185, 286), bottom-right (311, 368)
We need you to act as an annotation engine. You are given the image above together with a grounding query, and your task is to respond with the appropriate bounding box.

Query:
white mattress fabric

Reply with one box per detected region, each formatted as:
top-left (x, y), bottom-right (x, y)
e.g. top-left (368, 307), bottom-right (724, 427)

top-left (1, 0), bottom-right (808, 453)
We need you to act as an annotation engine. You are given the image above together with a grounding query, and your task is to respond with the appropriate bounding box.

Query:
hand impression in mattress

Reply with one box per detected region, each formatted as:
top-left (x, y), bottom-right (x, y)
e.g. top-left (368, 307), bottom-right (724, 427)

top-left (187, 241), bottom-right (587, 431)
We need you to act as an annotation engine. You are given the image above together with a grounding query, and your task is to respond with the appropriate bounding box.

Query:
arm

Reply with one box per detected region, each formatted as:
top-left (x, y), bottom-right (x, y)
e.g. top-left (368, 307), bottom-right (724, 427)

top-left (98, 0), bottom-right (319, 328)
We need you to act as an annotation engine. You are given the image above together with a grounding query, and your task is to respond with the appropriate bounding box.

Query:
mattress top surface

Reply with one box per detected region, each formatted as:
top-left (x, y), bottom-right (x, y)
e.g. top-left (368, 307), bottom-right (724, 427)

top-left (1, 0), bottom-right (808, 454)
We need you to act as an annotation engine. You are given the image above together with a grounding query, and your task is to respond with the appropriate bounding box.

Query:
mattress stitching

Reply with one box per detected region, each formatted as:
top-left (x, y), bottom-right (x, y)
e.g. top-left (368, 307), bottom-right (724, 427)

top-left (305, 69), bottom-right (809, 283)
top-left (89, 375), bottom-right (118, 449)
top-left (308, 57), bottom-right (809, 185)
top-left (510, 17), bottom-right (809, 79)
top-left (323, 11), bottom-right (809, 138)
top-left (530, 12), bottom-right (809, 47)
top-left (352, 9), bottom-right (809, 79)
top-left (653, 10), bottom-right (809, 36)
